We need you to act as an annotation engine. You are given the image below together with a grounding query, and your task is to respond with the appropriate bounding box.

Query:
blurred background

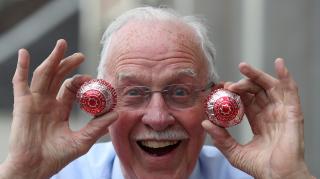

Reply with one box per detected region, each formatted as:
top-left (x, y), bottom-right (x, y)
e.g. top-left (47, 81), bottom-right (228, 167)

top-left (0, 0), bottom-right (319, 177)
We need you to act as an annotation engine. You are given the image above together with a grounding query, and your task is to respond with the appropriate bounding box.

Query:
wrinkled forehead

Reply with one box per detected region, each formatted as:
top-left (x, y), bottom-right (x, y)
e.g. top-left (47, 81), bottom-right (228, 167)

top-left (109, 19), bottom-right (202, 59)
top-left (102, 19), bottom-right (208, 84)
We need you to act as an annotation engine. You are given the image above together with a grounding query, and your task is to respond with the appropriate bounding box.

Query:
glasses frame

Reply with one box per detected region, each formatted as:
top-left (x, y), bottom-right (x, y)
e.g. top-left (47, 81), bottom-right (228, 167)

top-left (115, 82), bottom-right (215, 109)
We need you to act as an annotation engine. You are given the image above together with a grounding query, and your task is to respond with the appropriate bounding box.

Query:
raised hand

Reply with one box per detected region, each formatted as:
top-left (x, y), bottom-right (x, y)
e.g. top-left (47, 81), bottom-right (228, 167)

top-left (202, 58), bottom-right (314, 179)
top-left (0, 40), bottom-right (118, 179)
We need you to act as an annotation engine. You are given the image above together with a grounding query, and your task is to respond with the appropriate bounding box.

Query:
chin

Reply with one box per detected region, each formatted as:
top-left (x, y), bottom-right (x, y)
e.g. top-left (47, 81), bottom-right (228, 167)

top-left (117, 138), bottom-right (203, 179)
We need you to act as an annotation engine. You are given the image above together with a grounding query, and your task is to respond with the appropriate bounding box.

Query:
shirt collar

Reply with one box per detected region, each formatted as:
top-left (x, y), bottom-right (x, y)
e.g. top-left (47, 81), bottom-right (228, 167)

top-left (111, 156), bottom-right (201, 179)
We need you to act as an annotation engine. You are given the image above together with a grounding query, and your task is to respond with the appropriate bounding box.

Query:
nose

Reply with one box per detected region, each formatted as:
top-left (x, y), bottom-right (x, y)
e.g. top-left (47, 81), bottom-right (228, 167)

top-left (141, 93), bottom-right (175, 131)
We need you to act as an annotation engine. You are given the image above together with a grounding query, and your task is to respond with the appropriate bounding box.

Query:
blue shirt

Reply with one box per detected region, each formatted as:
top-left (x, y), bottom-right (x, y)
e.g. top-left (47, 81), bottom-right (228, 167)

top-left (52, 142), bottom-right (252, 179)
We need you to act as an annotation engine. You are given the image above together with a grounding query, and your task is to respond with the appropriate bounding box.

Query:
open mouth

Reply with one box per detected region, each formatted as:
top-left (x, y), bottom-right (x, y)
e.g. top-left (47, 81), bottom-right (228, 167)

top-left (137, 140), bottom-right (181, 156)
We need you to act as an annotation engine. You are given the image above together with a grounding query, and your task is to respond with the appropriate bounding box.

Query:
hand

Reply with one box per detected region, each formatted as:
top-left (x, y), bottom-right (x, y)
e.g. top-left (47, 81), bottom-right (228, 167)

top-left (202, 58), bottom-right (314, 179)
top-left (0, 40), bottom-right (118, 179)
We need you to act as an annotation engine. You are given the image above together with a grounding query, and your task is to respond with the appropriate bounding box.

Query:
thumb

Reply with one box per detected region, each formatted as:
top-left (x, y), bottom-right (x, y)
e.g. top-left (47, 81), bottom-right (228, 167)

top-left (75, 112), bottom-right (118, 149)
top-left (202, 120), bottom-right (242, 162)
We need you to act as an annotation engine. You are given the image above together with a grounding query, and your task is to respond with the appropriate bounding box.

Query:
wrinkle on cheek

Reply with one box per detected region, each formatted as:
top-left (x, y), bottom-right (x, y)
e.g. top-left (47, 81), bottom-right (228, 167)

top-left (114, 109), bottom-right (144, 129)
top-left (174, 105), bottom-right (206, 126)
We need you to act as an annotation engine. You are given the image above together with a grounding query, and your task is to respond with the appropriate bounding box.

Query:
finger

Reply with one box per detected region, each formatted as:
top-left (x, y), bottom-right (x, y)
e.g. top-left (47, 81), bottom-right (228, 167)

top-left (30, 39), bottom-right (67, 93)
top-left (56, 75), bottom-right (92, 111)
top-left (239, 62), bottom-right (277, 90)
top-left (74, 112), bottom-right (118, 148)
top-left (228, 79), bottom-right (269, 107)
top-left (274, 58), bottom-right (300, 105)
top-left (238, 92), bottom-right (263, 133)
top-left (212, 83), bottom-right (223, 92)
top-left (228, 79), bottom-right (263, 94)
top-left (202, 120), bottom-right (241, 161)
top-left (275, 58), bottom-right (289, 80)
top-left (240, 93), bottom-right (261, 116)
top-left (12, 49), bottom-right (31, 96)
top-left (49, 53), bottom-right (85, 94)
top-left (237, 90), bottom-right (255, 108)
top-left (223, 81), bottom-right (234, 89)
top-left (255, 91), bottom-right (269, 107)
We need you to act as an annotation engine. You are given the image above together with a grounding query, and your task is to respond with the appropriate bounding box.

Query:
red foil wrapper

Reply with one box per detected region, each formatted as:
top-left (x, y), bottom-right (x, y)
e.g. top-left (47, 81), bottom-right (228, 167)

top-left (76, 79), bottom-right (117, 116)
top-left (205, 89), bottom-right (244, 128)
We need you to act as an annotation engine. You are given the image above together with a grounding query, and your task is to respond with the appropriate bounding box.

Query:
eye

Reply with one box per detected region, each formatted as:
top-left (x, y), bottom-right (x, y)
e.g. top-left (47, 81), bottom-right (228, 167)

top-left (174, 88), bottom-right (187, 96)
top-left (170, 85), bottom-right (191, 97)
top-left (123, 86), bottom-right (148, 96)
top-left (125, 87), bottom-right (142, 96)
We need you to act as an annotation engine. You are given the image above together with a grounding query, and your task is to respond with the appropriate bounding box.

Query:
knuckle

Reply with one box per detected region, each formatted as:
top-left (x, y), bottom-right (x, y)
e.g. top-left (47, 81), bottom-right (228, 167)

top-left (79, 129), bottom-right (97, 146)
top-left (12, 74), bottom-right (19, 84)
top-left (33, 67), bottom-right (42, 76)
top-left (12, 70), bottom-right (24, 83)
top-left (12, 74), bottom-right (25, 86)
top-left (62, 78), bottom-right (75, 91)
top-left (33, 65), bottom-right (51, 77)
top-left (63, 77), bottom-right (73, 84)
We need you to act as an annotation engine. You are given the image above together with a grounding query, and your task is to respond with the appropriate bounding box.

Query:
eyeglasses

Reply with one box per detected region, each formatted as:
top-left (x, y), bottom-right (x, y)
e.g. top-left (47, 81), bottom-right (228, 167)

top-left (116, 82), bottom-right (214, 109)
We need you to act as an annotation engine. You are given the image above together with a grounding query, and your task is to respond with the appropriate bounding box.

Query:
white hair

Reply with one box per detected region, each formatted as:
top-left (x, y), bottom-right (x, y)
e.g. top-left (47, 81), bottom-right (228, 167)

top-left (97, 6), bottom-right (219, 83)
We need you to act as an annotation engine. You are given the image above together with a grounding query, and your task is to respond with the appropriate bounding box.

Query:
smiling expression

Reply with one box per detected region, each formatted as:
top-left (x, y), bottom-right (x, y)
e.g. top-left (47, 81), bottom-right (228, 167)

top-left (104, 20), bottom-right (210, 179)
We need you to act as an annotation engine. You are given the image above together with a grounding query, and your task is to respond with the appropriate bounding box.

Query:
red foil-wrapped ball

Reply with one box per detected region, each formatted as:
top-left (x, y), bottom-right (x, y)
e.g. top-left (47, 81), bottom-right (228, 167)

top-left (76, 79), bottom-right (117, 116)
top-left (205, 89), bottom-right (244, 128)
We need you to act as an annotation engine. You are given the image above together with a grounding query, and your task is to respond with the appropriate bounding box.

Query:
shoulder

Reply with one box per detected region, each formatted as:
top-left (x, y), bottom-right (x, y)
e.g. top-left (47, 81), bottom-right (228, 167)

top-left (196, 145), bottom-right (253, 179)
top-left (51, 142), bottom-right (116, 179)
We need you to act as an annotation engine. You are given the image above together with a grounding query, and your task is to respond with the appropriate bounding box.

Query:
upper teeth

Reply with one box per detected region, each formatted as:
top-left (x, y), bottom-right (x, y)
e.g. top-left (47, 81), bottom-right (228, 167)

top-left (140, 140), bottom-right (179, 148)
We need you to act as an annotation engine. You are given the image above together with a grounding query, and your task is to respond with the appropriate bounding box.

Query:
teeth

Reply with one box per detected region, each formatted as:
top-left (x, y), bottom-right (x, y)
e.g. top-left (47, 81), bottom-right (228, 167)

top-left (140, 140), bottom-right (179, 148)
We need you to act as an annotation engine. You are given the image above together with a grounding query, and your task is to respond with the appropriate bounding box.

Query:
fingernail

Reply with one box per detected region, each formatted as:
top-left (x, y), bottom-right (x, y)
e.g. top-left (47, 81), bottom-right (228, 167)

top-left (56, 39), bottom-right (66, 49)
top-left (56, 39), bottom-right (61, 46)
top-left (224, 82), bottom-right (233, 89)
top-left (201, 120), bottom-right (213, 130)
top-left (73, 53), bottom-right (85, 59)
top-left (18, 49), bottom-right (22, 57)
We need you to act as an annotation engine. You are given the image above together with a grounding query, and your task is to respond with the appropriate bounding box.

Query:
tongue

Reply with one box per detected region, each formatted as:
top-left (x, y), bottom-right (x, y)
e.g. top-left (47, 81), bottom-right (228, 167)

top-left (138, 141), bottom-right (180, 156)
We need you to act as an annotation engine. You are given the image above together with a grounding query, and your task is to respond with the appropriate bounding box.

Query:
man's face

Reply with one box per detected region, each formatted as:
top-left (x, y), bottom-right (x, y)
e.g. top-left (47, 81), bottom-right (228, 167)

top-left (105, 20), bottom-right (209, 179)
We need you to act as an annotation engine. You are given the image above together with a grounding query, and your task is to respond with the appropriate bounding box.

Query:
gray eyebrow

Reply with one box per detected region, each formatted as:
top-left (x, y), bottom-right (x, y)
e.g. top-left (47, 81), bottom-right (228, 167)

top-left (116, 72), bottom-right (144, 81)
top-left (177, 68), bottom-right (197, 78)
top-left (116, 72), bottom-right (130, 81)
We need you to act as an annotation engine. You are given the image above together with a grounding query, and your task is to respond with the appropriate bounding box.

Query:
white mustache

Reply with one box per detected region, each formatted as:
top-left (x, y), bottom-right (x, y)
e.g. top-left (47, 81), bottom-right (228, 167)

top-left (133, 128), bottom-right (189, 141)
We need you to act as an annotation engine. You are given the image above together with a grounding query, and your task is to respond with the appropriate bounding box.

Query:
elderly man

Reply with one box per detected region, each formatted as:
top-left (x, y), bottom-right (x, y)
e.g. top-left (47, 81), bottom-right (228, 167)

top-left (0, 7), bottom-right (315, 179)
